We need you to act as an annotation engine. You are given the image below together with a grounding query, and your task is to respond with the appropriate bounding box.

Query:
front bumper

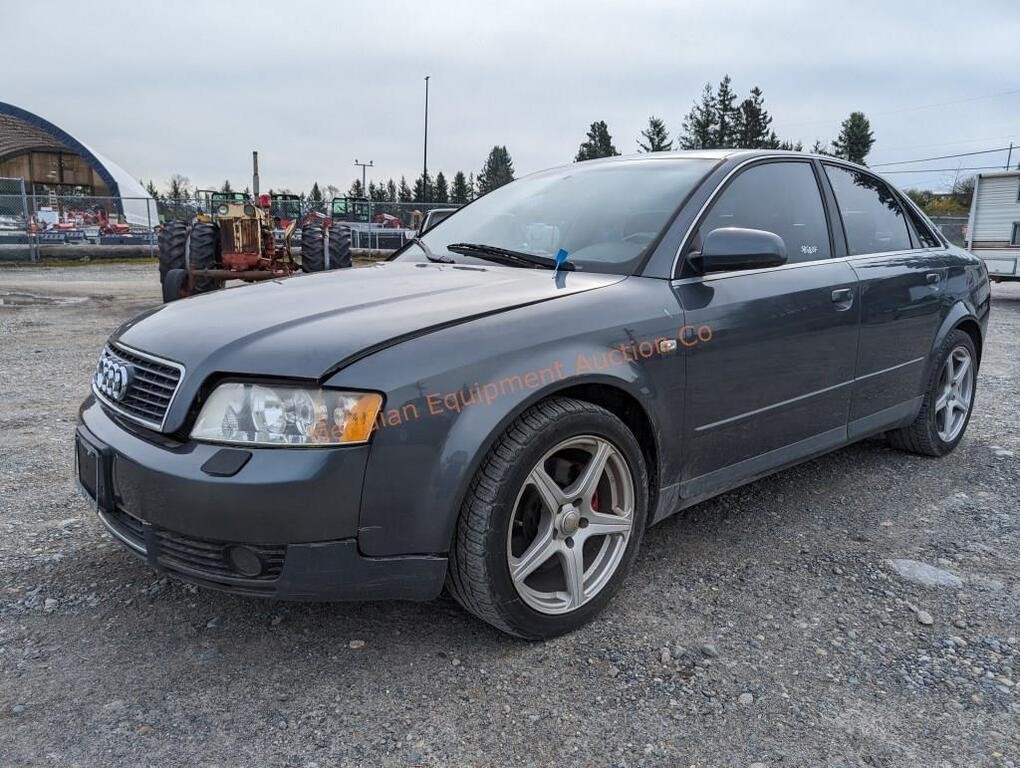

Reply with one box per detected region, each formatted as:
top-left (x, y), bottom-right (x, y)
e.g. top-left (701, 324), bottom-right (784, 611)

top-left (76, 398), bottom-right (447, 601)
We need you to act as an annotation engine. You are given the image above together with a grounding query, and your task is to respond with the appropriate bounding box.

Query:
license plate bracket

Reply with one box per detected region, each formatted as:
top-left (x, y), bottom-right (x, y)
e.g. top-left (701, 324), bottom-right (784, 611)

top-left (75, 428), bottom-right (113, 513)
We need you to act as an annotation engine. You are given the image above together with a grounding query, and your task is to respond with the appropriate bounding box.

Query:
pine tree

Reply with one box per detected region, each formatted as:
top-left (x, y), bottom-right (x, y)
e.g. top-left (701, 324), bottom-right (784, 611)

top-left (166, 174), bottom-right (190, 200)
top-left (778, 139), bottom-right (804, 152)
top-left (348, 179), bottom-right (365, 198)
top-left (678, 84), bottom-right (717, 150)
top-left (575, 121), bottom-right (620, 162)
top-left (412, 172), bottom-right (433, 202)
top-left (434, 171), bottom-right (449, 203)
top-left (637, 116), bottom-right (672, 152)
top-left (398, 176), bottom-right (412, 203)
top-left (832, 112), bottom-right (874, 165)
top-left (477, 146), bottom-right (515, 195)
top-left (811, 139), bottom-right (832, 156)
top-left (308, 182), bottom-right (323, 203)
top-left (450, 171), bottom-right (469, 204)
top-left (220, 180), bottom-right (233, 194)
top-left (734, 87), bottom-right (779, 149)
top-left (713, 75), bottom-right (738, 148)
top-left (467, 173), bottom-right (476, 201)
top-left (387, 179), bottom-right (397, 203)
top-left (145, 180), bottom-right (161, 201)
top-left (369, 181), bottom-right (388, 202)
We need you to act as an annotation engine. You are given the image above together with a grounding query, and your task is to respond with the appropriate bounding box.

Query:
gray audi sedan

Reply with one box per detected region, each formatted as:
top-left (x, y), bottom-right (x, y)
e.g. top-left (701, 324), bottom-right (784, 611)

top-left (77, 150), bottom-right (990, 638)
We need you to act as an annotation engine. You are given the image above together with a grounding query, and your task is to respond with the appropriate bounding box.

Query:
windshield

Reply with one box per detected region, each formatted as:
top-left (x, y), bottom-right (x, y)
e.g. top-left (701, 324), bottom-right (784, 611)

top-left (398, 158), bottom-right (715, 274)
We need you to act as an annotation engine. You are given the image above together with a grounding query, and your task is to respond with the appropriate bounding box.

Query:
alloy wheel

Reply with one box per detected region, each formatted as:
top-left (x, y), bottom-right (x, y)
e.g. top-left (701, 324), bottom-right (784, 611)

top-left (934, 346), bottom-right (974, 443)
top-left (506, 435), bottom-right (635, 615)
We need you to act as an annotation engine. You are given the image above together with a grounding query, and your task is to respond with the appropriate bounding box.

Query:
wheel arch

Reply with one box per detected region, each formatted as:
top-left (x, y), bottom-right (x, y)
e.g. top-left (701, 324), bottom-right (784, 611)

top-left (437, 375), bottom-right (665, 555)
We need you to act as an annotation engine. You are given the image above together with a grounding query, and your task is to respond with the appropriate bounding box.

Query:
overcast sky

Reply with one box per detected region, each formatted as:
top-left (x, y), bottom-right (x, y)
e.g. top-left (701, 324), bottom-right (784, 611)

top-left (5, 1), bottom-right (1019, 194)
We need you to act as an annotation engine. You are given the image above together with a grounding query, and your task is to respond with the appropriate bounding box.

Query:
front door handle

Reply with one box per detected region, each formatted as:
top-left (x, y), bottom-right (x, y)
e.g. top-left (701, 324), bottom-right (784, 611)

top-left (831, 287), bottom-right (854, 311)
top-left (926, 272), bottom-right (942, 288)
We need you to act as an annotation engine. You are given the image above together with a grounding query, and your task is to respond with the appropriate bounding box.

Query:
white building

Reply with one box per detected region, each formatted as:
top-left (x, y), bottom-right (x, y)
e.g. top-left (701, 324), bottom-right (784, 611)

top-left (966, 171), bottom-right (1020, 282)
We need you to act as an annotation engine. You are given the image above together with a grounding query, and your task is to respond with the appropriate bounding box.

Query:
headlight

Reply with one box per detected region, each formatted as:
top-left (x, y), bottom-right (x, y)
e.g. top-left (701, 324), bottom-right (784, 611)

top-left (216, 204), bottom-right (229, 216)
top-left (190, 383), bottom-right (383, 446)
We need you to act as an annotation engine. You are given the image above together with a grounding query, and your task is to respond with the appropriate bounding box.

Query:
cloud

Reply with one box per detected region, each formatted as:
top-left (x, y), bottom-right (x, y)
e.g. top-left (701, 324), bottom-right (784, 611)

top-left (4, 0), bottom-right (1018, 192)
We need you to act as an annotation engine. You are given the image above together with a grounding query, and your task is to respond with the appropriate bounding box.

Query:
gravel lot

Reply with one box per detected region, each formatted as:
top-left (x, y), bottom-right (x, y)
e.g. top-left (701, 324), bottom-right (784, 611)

top-left (1, 263), bottom-right (1018, 768)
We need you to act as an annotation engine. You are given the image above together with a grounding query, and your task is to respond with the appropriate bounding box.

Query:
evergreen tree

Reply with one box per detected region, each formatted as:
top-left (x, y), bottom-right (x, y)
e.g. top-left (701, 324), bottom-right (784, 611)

top-left (166, 174), bottom-right (190, 200)
top-left (575, 120), bottom-right (620, 162)
top-left (433, 171), bottom-right (449, 204)
top-left (398, 176), bottom-right (412, 203)
top-left (713, 75), bottom-right (738, 147)
top-left (386, 178), bottom-right (397, 203)
top-left (811, 139), bottom-right (833, 156)
top-left (477, 146), bottom-right (515, 195)
top-left (368, 181), bottom-right (388, 202)
top-left (734, 87), bottom-right (779, 149)
top-left (832, 112), bottom-right (874, 165)
top-left (220, 179), bottom-right (233, 194)
top-left (348, 179), bottom-right (365, 198)
top-left (778, 139), bottom-right (804, 152)
top-left (412, 172), bottom-right (433, 202)
top-left (144, 180), bottom-right (161, 202)
top-left (450, 171), bottom-right (469, 204)
top-left (637, 116), bottom-right (672, 152)
top-left (467, 173), bottom-right (476, 201)
top-left (678, 83), bottom-right (717, 150)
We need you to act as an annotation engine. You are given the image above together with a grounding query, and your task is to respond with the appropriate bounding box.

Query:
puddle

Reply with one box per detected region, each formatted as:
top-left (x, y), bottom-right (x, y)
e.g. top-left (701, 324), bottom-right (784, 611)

top-left (0, 292), bottom-right (89, 306)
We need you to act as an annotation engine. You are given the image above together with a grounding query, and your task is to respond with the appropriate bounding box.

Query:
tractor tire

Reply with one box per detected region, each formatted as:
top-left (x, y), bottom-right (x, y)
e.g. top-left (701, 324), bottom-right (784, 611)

top-left (300, 224), bottom-right (352, 272)
top-left (162, 268), bottom-right (188, 303)
top-left (157, 221), bottom-right (187, 283)
top-left (188, 222), bottom-right (222, 294)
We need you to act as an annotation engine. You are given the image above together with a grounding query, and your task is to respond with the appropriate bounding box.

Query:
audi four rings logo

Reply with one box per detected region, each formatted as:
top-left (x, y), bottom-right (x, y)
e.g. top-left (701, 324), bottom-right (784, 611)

top-left (95, 355), bottom-right (133, 402)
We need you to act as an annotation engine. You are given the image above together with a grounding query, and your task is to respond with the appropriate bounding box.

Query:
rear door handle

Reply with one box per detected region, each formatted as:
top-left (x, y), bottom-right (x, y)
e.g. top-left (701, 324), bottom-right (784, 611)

top-left (831, 287), bottom-right (854, 310)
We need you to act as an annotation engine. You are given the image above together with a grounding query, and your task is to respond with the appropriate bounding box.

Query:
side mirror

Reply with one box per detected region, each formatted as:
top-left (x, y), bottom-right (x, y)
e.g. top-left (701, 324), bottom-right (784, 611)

top-left (695, 227), bottom-right (787, 272)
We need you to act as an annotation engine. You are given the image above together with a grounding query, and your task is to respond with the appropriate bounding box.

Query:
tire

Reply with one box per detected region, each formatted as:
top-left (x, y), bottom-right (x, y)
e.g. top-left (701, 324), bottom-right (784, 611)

top-left (162, 268), bottom-right (188, 303)
top-left (157, 221), bottom-right (187, 283)
top-left (300, 224), bottom-right (352, 272)
top-left (887, 329), bottom-right (978, 457)
top-left (188, 221), bottom-right (221, 293)
top-left (446, 397), bottom-right (648, 639)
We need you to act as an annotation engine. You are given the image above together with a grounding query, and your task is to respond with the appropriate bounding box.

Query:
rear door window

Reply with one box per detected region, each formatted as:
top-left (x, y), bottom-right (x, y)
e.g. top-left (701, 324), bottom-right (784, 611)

top-left (696, 161), bottom-right (831, 264)
top-left (824, 165), bottom-right (912, 255)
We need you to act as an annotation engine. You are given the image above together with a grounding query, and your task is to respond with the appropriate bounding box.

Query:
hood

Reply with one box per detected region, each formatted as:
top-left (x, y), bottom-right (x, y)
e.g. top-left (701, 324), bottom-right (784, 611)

top-left (116, 262), bottom-right (625, 382)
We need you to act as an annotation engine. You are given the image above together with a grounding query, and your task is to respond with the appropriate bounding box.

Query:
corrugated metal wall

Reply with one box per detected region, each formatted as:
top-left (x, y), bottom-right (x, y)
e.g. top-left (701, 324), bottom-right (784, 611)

top-left (971, 175), bottom-right (1020, 243)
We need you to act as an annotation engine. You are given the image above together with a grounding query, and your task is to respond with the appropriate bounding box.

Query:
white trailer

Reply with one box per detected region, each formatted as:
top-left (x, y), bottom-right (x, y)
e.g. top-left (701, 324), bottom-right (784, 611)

top-left (966, 171), bottom-right (1020, 282)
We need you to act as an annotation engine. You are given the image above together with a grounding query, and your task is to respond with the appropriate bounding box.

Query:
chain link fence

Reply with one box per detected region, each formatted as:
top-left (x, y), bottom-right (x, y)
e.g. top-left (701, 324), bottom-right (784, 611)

top-left (0, 185), bottom-right (461, 262)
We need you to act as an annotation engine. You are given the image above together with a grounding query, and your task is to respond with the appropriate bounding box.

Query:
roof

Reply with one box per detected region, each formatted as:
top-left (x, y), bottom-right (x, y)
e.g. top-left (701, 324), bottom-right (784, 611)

top-left (0, 101), bottom-right (154, 225)
top-left (974, 170), bottom-right (1020, 180)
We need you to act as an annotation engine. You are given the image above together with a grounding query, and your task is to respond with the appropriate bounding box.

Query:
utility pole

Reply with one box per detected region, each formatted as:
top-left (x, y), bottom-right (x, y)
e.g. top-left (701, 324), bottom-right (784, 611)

top-left (354, 159), bottom-right (374, 195)
top-left (252, 151), bottom-right (260, 197)
top-left (1007, 143), bottom-right (1013, 170)
top-left (423, 75), bottom-right (430, 200)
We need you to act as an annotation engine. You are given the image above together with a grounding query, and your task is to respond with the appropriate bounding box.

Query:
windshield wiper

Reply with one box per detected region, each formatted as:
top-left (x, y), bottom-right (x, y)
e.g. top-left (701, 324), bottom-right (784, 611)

top-left (446, 242), bottom-right (574, 271)
top-left (410, 236), bottom-right (454, 263)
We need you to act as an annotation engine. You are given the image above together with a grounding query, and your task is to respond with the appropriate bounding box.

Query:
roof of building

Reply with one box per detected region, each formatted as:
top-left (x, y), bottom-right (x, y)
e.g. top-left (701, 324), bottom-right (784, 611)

top-left (0, 101), bottom-right (153, 225)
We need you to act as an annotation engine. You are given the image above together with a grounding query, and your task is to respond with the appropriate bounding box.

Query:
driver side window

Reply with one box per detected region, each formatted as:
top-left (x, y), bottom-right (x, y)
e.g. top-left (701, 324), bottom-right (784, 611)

top-left (697, 161), bottom-right (831, 264)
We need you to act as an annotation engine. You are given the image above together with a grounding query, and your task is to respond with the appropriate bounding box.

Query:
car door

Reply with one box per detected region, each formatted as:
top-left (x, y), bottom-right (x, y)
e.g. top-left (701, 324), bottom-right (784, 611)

top-left (821, 164), bottom-right (946, 437)
top-left (672, 159), bottom-right (860, 498)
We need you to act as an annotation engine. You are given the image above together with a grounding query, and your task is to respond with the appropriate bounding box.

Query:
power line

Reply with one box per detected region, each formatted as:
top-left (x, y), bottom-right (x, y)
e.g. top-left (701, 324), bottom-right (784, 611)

top-left (871, 146), bottom-right (1013, 167)
top-left (881, 165), bottom-right (1011, 174)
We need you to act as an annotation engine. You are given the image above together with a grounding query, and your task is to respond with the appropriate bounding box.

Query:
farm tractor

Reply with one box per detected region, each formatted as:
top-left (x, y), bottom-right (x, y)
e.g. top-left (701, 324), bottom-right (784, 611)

top-left (158, 186), bottom-right (353, 303)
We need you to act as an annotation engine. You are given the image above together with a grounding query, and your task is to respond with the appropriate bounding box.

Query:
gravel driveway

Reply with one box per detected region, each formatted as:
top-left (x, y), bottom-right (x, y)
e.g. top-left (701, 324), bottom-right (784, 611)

top-left (1, 263), bottom-right (1018, 768)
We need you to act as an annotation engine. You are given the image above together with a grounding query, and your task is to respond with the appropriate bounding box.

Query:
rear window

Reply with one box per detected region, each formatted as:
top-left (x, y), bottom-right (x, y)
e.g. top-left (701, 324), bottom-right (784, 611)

top-left (824, 165), bottom-right (912, 255)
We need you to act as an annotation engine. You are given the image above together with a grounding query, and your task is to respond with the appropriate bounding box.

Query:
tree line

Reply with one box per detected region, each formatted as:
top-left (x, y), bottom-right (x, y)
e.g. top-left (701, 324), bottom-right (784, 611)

top-left (145, 75), bottom-right (879, 205)
top-left (575, 74), bottom-right (875, 166)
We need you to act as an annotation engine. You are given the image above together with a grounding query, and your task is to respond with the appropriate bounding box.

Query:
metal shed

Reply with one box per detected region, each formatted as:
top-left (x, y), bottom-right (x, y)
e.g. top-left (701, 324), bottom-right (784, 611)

top-left (966, 170), bottom-right (1020, 281)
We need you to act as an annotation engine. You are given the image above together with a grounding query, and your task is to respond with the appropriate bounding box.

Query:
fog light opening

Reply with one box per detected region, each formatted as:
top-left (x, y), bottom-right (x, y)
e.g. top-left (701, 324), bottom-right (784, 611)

top-left (226, 545), bottom-right (264, 578)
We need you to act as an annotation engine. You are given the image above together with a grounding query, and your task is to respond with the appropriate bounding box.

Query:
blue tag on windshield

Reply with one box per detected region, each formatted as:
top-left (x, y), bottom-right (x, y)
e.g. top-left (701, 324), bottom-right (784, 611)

top-left (553, 249), bottom-right (569, 275)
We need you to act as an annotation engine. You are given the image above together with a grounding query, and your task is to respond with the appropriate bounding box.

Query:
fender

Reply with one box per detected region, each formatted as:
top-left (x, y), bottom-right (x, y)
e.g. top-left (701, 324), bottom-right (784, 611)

top-left (327, 278), bottom-right (689, 558)
top-left (928, 298), bottom-right (983, 379)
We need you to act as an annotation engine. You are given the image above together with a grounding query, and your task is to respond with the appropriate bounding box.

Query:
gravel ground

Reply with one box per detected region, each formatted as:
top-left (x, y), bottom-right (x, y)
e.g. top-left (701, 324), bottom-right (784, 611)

top-left (1, 263), bottom-right (1018, 768)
